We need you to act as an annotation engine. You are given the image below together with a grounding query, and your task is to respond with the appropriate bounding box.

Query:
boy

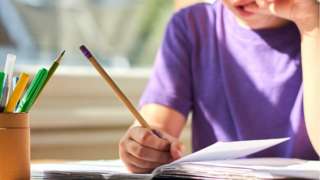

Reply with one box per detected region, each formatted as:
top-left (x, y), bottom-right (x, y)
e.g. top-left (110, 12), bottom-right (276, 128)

top-left (119, 0), bottom-right (320, 173)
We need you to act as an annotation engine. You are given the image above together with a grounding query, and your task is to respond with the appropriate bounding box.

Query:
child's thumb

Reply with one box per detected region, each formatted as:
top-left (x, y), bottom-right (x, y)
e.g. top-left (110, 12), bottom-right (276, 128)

top-left (170, 141), bottom-right (184, 160)
top-left (152, 130), bottom-right (184, 160)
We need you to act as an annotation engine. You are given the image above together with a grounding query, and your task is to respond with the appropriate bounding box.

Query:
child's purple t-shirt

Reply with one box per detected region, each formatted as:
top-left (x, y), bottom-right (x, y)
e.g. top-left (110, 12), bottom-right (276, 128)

top-left (139, 1), bottom-right (318, 159)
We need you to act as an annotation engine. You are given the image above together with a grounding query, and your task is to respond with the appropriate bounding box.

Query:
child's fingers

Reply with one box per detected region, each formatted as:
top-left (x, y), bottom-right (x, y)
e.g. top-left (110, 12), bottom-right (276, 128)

top-left (170, 141), bottom-right (184, 160)
top-left (124, 152), bottom-right (163, 169)
top-left (150, 129), bottom-right (184, 161)
top-left (125, 139), bottom-right (172, 163)
top-left (130, 127), bottom-right (170, 151)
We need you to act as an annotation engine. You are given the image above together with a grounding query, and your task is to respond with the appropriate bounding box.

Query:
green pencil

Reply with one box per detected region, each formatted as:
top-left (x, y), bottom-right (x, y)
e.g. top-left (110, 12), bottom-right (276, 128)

top-left (45, 50), bottom-right (65, 84)
top-left (29, 50), bottom-right (65, 110)
top-left (16, 68), bottom-right (48, 112)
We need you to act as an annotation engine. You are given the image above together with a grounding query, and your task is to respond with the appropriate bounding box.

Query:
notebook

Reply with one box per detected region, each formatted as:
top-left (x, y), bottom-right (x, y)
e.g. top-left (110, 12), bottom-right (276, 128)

top-left (31, 137), bottom-right (320, 179)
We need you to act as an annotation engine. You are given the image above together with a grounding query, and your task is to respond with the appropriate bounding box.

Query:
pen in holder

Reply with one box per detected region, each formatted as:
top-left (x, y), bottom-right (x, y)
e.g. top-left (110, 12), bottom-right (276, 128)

top-left (0, 113), bottom-right (30, 180)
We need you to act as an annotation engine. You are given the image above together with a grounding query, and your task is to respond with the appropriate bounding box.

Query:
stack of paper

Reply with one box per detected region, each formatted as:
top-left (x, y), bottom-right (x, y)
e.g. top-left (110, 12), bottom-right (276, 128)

top-left (31, 160), bottom-right (151, 180)
top-left (153, 158), bottom-right (320, 179)
top-left (208, 158), bottom-right (320, 179)
top-left (31, 137), bottom-right (320, 179)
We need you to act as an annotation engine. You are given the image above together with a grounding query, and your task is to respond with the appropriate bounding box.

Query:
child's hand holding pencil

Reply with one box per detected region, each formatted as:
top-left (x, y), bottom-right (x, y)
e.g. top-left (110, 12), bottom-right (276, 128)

top-left (80, 45), bottom-right (184, 173)
top-left (119, 126), bottom-right (183, 173)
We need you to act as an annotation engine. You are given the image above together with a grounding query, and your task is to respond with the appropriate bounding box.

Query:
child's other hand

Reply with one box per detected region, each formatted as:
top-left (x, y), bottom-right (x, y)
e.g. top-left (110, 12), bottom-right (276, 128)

top-left (119, 126), bottom-right (184, 173)
top-left (245, 0), bottom-right (318, 31)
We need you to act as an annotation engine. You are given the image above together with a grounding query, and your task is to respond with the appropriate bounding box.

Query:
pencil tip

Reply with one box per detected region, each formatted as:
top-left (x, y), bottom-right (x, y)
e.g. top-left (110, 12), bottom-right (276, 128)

top-left (56, 50), bottom-right (66, 63)
top-left (80, 45), bottom-right (93, 59)
top-left (61, 50), bottom-right (66, 57)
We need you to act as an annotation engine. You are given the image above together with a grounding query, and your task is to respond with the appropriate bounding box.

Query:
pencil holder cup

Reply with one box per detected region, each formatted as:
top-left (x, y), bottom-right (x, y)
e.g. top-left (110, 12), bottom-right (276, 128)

top-left (0, 113), bottom-right (30, 180)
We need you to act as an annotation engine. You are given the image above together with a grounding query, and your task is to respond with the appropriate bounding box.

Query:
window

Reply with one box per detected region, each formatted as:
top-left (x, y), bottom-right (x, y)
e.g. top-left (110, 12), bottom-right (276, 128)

top-left (0, 0), bottom-right (174, 68)
top-left (0, 0), bottom-right (199, 160)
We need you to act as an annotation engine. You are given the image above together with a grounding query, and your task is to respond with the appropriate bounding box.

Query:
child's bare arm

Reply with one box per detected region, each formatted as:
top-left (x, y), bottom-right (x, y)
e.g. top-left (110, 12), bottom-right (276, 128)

top-left (299, 12), bottom-right (320, 156)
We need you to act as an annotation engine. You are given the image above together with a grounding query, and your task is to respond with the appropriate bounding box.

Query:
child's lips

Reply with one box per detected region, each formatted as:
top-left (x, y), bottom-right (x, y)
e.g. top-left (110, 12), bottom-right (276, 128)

top-left (234, 3), bottom-right (256, 17)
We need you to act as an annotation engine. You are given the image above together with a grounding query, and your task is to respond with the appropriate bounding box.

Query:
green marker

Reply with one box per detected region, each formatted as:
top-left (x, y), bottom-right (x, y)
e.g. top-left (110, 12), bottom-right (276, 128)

top-left (0, 72), bottom-right (6, 107)
top-left (16, 68), bottom-right (48, 112)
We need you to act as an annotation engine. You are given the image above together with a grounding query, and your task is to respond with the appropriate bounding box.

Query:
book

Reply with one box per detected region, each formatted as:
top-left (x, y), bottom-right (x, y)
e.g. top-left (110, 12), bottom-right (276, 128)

top-left (31, 137), bottom-right (320, 179)
top-left (152, 158), bottom-right (320, 179)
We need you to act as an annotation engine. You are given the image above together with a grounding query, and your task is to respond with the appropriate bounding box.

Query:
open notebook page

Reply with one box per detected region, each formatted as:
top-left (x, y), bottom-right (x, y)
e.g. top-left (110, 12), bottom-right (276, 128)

top-left (190, 158), bottom-right (320, 179)
top-left (172, 137), bottom-right (289, 164)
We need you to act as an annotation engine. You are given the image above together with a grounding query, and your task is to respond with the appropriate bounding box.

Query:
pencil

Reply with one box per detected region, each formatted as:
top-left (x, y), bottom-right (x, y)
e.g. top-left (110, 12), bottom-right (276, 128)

top-left (46, 50), bottom-right (65, 84)
top-left (5, 73), bottom-right (30, 112)
top-left (79, 45), bottom-right (152, 129)
top-left (32, 50), bottom-right (65, 105)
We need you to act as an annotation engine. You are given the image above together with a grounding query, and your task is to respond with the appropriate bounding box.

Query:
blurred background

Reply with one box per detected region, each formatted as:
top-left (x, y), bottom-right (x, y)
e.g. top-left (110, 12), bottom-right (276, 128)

top-left (0, 0), bottom-right (205, 161)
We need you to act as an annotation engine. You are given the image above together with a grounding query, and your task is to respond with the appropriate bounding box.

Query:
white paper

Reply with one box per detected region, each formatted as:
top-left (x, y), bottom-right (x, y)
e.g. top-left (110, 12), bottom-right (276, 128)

top-left (172, 137), bottom-right (289, 164)
top-left (74, 160), bottom-right (129, 173)
top-left (192, 158), bottom-right (320, 179)
top-left (31, 159), bottom-right (129, 173)
top-left (31, 160), bottom-right (154, 180)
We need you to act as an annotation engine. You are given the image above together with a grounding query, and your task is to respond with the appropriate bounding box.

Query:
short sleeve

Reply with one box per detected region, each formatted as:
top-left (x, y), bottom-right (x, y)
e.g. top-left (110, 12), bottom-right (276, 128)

top-left (139, 12), bottom-right (193, 119)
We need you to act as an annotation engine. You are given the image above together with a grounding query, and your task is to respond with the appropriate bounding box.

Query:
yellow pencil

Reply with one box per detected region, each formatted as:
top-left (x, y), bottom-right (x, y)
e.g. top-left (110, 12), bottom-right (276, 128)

top-left (80, 45), bottom-right (151, 129)
top-left (5, 73), bottom-right (30, 113)
top-left (80, 45), bottom-right (165, 138)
